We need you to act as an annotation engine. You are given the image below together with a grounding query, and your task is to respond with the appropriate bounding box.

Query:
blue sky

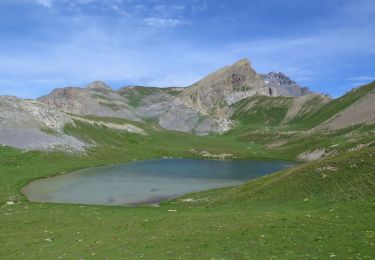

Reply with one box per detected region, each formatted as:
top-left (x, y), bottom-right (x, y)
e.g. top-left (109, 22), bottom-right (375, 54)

top-left (0, 0), bottom-right (374, 98)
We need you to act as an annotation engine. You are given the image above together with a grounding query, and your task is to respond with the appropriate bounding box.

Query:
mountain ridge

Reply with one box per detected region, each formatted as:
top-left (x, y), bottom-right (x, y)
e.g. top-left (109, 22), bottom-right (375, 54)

top-left (37, 58), bottom-right (321, 135)
top-left (1, 58), bottom-right (374, 155)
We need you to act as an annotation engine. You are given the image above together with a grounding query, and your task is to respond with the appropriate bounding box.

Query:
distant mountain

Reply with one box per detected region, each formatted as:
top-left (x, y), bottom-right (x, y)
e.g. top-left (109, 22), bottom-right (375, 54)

top-left (37, 58), bottom-right (326, 135)
top-left (180, 59), bottom-right (267, 113)
top-left (0, 59), bottom-right (374, 152)
top-left (180, 59), bottom-right (314, 113)
top-left (261, 72), bottom-right (312, 97)
top-left (38, 81), bottom-right (142, 122)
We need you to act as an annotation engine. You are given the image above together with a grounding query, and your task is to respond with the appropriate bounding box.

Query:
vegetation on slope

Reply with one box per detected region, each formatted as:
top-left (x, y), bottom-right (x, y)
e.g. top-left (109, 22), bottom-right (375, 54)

top-left (0, 137), bottom-right (374, 259)
top-left (288, 81), bottom-right (375, 130)
top-left (231, 96), bottom-right (293, 127)
top-left (117, 86), bottom-right (162, 107)
top-left (208, 146), bottom-right (375, 205)
top-left (117, 86), bottom-right (182, 108)
top-left (229, 82), bottom-right (374, 133)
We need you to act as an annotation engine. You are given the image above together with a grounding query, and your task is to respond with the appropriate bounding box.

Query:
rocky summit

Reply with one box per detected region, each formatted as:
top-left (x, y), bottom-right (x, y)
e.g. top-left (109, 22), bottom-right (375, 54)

top-left (180, 59), bottom-right (267, 113)
top-left (261, 72), bottom-right (312, 97)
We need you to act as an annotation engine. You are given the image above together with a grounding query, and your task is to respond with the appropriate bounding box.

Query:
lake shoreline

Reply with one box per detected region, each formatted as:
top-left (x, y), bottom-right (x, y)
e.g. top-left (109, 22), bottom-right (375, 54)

top-left (22, 158), bottom-right (296, 207)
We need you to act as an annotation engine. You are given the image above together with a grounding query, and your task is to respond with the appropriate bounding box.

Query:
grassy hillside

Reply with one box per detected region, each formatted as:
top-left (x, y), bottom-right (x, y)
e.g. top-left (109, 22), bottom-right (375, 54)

top-left (0, 137), bottom-right (374, 259)
top-left (63, 116), bottom-right (286, 160)
top-left (288, 81), bottom-right (375, 130)
top-left (117, 86), bottom-right (162, 107)
top-left (231, 96), bottom-right (293, 127)
top-left (117, 86), bottom-right (182, 108)
top-left (208, 146), bottom-right (375, 205)
top-left (229, 82), bottom-right (374, 133)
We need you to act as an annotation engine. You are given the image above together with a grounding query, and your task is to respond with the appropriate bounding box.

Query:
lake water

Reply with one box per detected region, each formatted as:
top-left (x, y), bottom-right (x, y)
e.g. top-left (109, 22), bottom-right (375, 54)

top-left (22, 158), bottom-right (295, 206)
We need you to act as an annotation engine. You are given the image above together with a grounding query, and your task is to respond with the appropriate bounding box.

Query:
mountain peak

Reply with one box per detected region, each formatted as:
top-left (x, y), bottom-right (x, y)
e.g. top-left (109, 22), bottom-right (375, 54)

top-left (261, 72), bottom-right (313, 97)
top-left (86, 81), bottom-right (112, 91)
top-left (232, 58), bottom-right (252, 68)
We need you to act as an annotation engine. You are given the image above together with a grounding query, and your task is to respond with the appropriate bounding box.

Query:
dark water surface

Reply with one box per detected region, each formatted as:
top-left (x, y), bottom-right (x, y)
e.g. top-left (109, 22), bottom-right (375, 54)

top-left (23, 158), bottom-right (295, 206)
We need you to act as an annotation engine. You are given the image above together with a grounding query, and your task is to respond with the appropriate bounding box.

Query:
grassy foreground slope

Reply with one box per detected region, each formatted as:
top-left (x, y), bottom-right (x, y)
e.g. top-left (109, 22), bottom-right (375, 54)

top-left (0, 145), bottom-right (374, 259)
top-left (0, 121), bottom-right (374, 259)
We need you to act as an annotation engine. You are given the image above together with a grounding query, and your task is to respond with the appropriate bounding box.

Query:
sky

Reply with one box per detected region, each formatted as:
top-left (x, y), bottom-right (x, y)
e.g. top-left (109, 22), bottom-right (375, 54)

top-left (0, 0), bottom-right (374, 98)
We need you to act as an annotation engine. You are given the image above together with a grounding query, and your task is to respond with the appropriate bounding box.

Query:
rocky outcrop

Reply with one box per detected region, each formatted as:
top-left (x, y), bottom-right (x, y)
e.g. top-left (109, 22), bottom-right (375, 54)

top-left (132, 90), bottom-right (232, 135)
top-left (0, 96), bottom-right (86, 151)
top-left (0, 96), bottom-right (73, 132)
top-left (86, 81), bottom-right (112, 92)
top-left (261, 72), bottom-right (312, 97)
top-left (193, 117), bottom-right (233, 136)
top-left (225, 90), bottom-right (257, 105)
top-left (38, 82), bottom-right (142, 122)
top-left (0, 128), bottom-right (85, 151)
top-left (72, 117), bottom-right (147, 135)
top-left (297, 148), bottom-right (330, 162)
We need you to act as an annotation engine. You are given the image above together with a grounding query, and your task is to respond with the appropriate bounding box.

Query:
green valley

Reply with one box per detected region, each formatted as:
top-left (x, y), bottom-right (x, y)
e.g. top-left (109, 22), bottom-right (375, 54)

top-left (1, 81), bottom-right (374, 259)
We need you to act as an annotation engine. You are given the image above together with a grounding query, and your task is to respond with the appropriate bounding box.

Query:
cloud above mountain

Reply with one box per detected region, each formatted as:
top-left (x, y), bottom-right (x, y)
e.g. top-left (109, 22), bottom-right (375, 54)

top-left (0, 0), bottom-right (374, 98)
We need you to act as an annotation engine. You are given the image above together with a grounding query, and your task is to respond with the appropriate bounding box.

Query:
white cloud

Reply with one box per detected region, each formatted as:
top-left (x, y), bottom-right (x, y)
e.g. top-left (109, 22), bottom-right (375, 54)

top-left (1, 0), bottom-right (374, 99)
top-left (36, 0), bottom-right (54, 8)
top-left (143, 17), bottom-right (187, 28)
top-left (348, 76), bottom-right (375, 81)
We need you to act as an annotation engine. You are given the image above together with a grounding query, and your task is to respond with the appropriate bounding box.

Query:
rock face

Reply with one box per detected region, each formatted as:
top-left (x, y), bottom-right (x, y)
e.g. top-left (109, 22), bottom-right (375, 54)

top-left (0, 96), bottom-right (86, 151)
top-left (180, 59), bottom-right (268, 113)
top-left (38, 82), bottom-right (142, 122)
top-left (119, 86), bottom-right (227, 135)
top-left (225, 90), bottom-right (257, 105)
top-left (0, 96), bottom-right (72, 132)
top-left (261, 72), bottom-right (312, 97)
top-left (297, 148), bottom-right (329, 162)
top-left (86, 81), bottom-right (112, 92)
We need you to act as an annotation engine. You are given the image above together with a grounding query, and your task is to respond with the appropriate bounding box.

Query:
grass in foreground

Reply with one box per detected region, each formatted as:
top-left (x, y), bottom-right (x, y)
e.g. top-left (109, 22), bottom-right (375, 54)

top-left (0, 128), bottom-right (374, 259)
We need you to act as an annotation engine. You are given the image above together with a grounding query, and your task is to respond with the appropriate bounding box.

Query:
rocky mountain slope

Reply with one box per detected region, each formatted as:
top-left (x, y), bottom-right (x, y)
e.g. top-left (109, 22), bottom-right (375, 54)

top-left (180, 59), bottom-right (267, 114)
top-left (180, 59), bottom-right (314, 114)
top-left (38, 58), bottom-right (318, 135)
top-left (38, 81), bottom-right (142, 122)
top-left (0, 96), bottom-right (85, 151)
top-left (39, 82), bottom-right (225, 134)
top-left (261, 72), bottom-right (312, 96)
top-left (1, 58), bottom-right (374, 151)
top-left (0, 95), bottom-right (150, 151)
top-left (317, 87), bottom-right (375, 130)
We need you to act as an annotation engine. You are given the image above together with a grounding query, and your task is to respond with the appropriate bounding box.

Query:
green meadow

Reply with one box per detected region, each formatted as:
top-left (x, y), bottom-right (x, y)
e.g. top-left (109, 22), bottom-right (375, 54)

top-left (1, 115), bottom-right (374, 259)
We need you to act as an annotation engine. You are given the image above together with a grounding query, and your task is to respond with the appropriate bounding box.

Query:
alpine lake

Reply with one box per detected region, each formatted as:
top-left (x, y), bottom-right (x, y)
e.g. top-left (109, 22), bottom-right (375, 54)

top-left (22, 158), bottom-right (296, 206)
